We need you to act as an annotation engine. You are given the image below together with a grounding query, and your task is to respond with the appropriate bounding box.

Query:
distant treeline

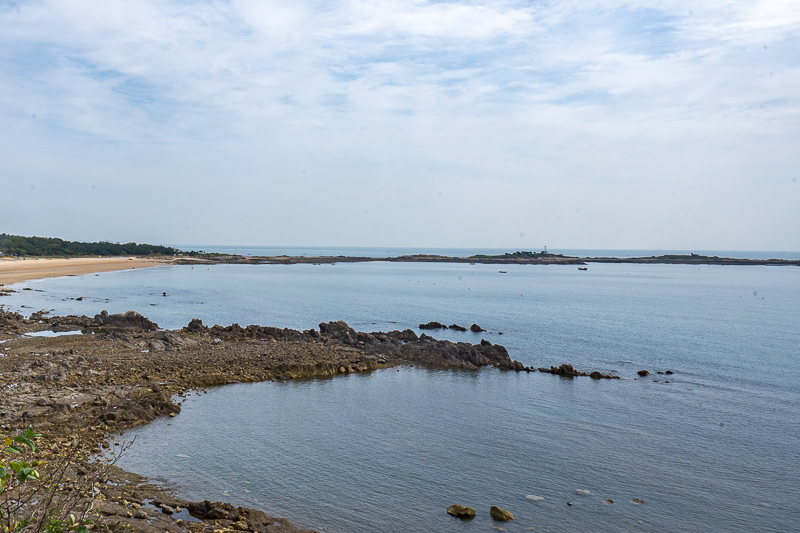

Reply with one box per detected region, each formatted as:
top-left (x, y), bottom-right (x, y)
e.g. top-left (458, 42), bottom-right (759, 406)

top-left (0, 234), bottom-right (180, 257)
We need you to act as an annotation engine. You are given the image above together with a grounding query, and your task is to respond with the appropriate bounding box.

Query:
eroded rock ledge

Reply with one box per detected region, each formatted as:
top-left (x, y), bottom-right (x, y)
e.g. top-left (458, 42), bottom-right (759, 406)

top-left (0, 309), bottom-right (529, 533)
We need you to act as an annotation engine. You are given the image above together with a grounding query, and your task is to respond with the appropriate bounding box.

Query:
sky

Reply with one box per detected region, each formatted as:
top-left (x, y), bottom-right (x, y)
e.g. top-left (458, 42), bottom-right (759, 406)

top-left (1, 0), bottom-right (799, 251)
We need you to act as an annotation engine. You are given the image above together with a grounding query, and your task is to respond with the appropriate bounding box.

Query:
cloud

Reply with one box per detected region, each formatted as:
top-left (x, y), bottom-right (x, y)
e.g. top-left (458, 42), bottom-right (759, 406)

top-left (0, 0), bottom-right (798, 248)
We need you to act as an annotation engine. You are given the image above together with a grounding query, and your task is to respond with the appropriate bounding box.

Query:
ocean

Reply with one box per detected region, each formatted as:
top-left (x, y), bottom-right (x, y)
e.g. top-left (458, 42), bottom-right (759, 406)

top-left (3, 255), bottom-right (799, 532)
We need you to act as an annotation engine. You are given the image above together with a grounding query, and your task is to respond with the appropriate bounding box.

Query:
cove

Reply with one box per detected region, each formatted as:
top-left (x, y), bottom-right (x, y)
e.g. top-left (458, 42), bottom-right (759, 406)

top-left (117, 367), bottom-right (796, 533)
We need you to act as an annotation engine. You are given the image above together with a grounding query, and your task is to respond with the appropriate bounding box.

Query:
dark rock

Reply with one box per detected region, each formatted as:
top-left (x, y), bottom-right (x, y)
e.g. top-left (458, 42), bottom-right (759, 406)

top-left (665, 370), bottom-right (673, 375)
top-left (92, 310), bottom-right (158, 331)
top-left (540, 364), bottom-right (586, 377)
top-left (632, 498), bottom-right (646, 504)
top-left (387, 329), bottom-right (418, 341)
top-left (448, 324), bottom-right (467, 331)
top-left (184, 318), bottom-right (207, 333)
top-left (446, 504), bottom-right (475, 518)
top-left (153, 330), bottom-right (196, 349)
top-left (490, 506), bottom-right (514, 521)
top-left (470, 323), bottom-right (486, 332)
top-left (419, 321), bottom-right (447, 330)
top-left (589, 370), bottom-right (620, 379)
top-left (637, 370), bottom-right (650, 377)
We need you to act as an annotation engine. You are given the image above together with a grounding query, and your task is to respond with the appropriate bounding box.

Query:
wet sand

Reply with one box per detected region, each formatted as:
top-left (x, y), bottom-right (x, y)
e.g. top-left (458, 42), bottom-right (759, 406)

top-left (0, 257), bottom-right (174, 285)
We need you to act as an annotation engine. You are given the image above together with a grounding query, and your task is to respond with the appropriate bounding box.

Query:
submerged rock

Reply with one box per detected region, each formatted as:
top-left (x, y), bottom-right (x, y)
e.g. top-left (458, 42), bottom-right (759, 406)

top-left (637, 370), bottom-right (650, 377)
top-left (448, 324), bottom-right (467, 332)
top-left (490, 506), bottom-right (514, 521)
top-left (470, 323), bottom-right (486, 332)
top-left (446, 504), bottom-right (476, 518)
top-left (419, 321), bottom-right (447, 330)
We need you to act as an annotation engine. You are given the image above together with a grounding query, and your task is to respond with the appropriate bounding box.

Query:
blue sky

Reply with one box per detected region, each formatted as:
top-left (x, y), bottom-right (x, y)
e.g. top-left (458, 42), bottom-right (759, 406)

top-left (1, 0), bottom-right (798, 250)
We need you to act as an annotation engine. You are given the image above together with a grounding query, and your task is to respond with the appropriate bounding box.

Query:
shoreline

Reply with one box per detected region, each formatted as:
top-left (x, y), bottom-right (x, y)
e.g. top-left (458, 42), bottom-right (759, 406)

top-left (179, 253), bottom-right (800, 267)
top-left (0, 256), bottom-right (175, 285)
top-left (0, 309), bottom-right (532, 533)
top-left (1, 251), bottom-right (796, 288)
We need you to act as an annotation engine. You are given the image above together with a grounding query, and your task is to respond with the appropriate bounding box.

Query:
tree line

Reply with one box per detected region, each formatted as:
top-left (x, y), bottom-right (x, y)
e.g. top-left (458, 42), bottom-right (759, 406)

top-left (0, 234), bottom-right (180, 257)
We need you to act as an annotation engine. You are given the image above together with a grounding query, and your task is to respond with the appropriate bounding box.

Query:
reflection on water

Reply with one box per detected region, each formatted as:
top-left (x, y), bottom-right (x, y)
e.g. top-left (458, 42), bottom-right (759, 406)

top-left (119, 368), bottom-right (798, 533)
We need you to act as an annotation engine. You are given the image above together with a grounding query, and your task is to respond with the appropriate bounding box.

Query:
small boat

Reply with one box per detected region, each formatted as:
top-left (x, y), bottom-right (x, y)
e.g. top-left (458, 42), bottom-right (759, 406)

top-left (578, 267), bottom-right (588, 271)
top-left (499, 270), bottom-right (507, 273)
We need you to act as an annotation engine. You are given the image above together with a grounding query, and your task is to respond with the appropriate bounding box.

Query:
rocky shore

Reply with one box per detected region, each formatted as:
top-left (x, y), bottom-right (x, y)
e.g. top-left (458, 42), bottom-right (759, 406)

top-left (0, 309), bottom-right (528, 533)
top-left (173, 252), bottom-right (800, 267)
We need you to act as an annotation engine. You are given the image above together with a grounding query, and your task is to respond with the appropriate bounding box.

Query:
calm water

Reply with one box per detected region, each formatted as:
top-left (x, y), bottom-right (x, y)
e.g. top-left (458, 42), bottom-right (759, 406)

top-left (4, 261), bottom-right (800, 532)
top-left (169, 245), bottom-right (800, 260)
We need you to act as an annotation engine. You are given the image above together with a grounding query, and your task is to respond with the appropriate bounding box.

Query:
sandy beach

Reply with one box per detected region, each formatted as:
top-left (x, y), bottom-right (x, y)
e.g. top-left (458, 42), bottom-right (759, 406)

top-left (0, 256), bottom-right (174, 285)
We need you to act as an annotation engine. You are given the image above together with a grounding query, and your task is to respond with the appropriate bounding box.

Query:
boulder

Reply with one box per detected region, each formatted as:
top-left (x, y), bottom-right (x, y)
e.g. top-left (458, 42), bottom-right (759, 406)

top-left (92, 310), bottom-right (158, 331)
top-left (184, 318), bottom-right (207, 333)
top-left (419, 321), bottom-right (447, 330)
top-left (539, 364), bottom-right (586, 377)
top-left (490, 506), bottom-right (514, 521)
top-left (470, 323), bottom-right (486, 332)
top-left (446, 504), bottom-right (476, 518)
top-left (637, 370), bottom-right (649, 377)
top-left (448, 324), bottom-right (467, 332)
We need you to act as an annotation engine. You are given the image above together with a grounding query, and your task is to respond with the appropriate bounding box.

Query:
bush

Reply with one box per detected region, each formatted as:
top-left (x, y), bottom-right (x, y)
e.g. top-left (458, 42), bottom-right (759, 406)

top-left (1, 426), bottom-right (127, 533)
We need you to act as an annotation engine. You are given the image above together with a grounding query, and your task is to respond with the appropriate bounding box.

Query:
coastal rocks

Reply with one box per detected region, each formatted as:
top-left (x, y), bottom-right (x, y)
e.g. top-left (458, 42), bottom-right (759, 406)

top-left (538, 364), bottom-right (619, 379)
top-left (589, 371), bottom-right (620, 380)
top-left (490, 506), bottom-right (514, 521)
top-left (184, 318), bottom-right (207, 333)
top-left (150, 330), bottom-right (196, 351)
top-left (446, 504), bottom-right (476, 518)
top-left (92, 310), bottom-right (159, 331)
top-left (539, 364), bottom-right (584, 377)
top-left (419, 321), bottom-right (447, 330)
top-left (50, 314), bottom-right (92, 331)
top-left (637, 370), bottom-right (650, 377)
top-left (419, 322), bottom-right (481, 333)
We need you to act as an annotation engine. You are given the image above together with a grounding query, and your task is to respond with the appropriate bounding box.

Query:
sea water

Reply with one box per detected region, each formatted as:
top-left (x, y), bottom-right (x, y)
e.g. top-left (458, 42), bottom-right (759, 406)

top-left (3, 261), bottom-right (799, 532)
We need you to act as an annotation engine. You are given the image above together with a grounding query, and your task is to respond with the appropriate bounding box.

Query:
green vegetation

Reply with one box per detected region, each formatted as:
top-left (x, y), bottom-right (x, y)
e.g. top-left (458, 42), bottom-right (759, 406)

top-left (2, 426), bottom-right (124, 533)
top-left (0, 234), bottom-right (179, 257)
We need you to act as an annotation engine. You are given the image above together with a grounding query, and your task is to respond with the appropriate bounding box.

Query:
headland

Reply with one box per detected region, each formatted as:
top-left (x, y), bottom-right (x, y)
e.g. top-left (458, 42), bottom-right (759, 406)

top-left (0, 308), bottom-right (533, 533)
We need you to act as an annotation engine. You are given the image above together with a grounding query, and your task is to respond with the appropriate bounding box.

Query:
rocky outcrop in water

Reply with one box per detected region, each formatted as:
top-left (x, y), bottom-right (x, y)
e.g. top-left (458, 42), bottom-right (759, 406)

top-left (538, 364), bottom-right (619, 379)
top-left (419, 321), bottom-right (447, 330)
top-left (178, 318), bottom-right (526, 371)
top-left (490, 506), bottom-right (514, 521)
top-left (447, 504), bottom-right (475, 518)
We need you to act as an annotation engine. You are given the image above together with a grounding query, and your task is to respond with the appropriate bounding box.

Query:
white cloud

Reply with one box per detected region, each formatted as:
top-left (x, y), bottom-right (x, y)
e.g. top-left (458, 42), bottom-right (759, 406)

top-left (0, 0), bottom-right (798, 248)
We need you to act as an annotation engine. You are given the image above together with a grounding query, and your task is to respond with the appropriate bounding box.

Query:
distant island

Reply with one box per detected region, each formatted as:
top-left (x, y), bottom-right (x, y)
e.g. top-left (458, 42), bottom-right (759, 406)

top-left (1, 234), bottom-right (797, 266)
top-left (177, 250), bottom-right (800, 267)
